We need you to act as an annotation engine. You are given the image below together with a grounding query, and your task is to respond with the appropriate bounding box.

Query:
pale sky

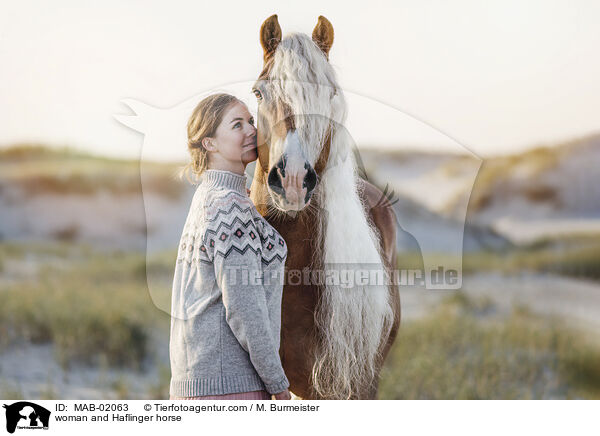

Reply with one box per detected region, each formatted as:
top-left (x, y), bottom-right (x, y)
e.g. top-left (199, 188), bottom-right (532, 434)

top-left (1, 0), bottom-right (599, 159)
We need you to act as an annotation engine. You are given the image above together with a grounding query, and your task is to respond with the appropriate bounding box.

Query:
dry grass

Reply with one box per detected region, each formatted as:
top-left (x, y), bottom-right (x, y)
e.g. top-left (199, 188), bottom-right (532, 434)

top-left (1, 233), bottom-right (599, 399)
top-left (0, 242), bottom-right (170, 370)
top-left (398, 235), bottom-right (600, 281)
top-left (379, 293), bottom-right (600, 399)
top-left (0, 143), bottom-right (187, 199)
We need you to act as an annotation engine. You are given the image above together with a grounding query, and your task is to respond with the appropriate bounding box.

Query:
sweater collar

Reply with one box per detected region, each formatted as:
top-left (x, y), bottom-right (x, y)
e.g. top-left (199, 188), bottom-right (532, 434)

top-left (201, 169), bottom-right (248, 195)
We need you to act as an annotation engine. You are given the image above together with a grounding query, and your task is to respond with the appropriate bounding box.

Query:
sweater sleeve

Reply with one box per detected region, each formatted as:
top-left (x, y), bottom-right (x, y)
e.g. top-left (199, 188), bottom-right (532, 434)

top-left (203, 197), bottom-right (290, 395)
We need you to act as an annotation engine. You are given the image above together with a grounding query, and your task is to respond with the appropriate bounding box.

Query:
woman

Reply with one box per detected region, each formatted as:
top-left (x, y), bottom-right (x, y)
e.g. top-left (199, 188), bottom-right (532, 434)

top-left (169, 93), bottom-right (291, 400)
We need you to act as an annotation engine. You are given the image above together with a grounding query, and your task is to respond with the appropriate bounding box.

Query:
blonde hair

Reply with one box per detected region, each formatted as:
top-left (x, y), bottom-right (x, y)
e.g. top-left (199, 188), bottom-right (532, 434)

top-left (178, 93), bottom-right (241, 184)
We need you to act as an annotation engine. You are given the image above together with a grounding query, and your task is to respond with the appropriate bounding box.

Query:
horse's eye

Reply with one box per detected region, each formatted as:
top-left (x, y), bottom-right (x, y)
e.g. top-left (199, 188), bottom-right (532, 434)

top-left (253, 89), bottom-right (263, 100)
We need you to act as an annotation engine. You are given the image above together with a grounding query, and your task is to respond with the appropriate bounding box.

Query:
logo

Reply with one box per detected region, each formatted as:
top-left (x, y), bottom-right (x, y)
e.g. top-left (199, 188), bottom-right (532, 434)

top-left (2, 402), bottom-right (50, 434)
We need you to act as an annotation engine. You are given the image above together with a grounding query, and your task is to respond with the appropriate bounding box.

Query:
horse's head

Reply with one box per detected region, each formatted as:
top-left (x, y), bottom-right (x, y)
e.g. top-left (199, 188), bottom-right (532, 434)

top-left (253, 15), bottom-right (346, 213)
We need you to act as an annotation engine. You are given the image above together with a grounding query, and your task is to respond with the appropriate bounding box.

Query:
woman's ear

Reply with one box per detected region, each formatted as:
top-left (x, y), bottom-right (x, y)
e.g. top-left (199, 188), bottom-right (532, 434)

top-left (202, 137), bottom-right (216, 152)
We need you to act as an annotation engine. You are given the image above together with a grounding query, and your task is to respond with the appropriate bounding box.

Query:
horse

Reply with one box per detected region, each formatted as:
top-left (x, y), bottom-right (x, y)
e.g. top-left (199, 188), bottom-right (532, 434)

top-left (249, 14), bottom-right (401, 400)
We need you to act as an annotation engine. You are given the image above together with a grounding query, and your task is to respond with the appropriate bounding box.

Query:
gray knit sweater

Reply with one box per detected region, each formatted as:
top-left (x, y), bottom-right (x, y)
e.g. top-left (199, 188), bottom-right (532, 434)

top-left (169, 169), bottom-right (290, 397)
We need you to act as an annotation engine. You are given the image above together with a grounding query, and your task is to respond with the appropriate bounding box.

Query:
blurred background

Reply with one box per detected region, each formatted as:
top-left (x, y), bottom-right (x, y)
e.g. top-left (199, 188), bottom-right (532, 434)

top-left (1, 1), bottom-right (599, 399)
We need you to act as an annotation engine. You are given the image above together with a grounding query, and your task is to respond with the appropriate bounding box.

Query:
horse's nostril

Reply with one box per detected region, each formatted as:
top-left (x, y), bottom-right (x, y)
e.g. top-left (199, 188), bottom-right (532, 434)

top-left (268, 165), bottom-right (284, 195)
top-left (304, 167), bottom-right (317, 192)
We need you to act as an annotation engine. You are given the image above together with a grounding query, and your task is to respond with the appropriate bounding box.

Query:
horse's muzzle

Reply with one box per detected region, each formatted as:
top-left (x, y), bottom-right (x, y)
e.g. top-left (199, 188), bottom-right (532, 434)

top-left (267, 156), bottom-right (317, 211)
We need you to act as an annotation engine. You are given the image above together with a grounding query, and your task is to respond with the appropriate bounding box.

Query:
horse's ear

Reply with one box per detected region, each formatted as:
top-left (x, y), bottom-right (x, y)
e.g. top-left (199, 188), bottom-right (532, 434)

top-left (260, 14), bottom-right (282, 62)
top-left (312, 15), bottom-right (334, 59)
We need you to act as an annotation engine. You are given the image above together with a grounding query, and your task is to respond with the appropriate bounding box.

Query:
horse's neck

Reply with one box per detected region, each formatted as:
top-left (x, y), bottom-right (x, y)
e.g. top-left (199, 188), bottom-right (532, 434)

top-left (249, 164), bottom-right (271, 216)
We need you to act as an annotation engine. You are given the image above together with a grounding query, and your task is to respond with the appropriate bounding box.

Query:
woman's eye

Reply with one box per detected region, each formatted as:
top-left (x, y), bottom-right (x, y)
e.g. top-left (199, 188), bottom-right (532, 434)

top-left (253, 89), bottom-right (262, 100)
top-left (249, 118), bottom-right (255, 125)
top-left (233, 122), bottom-right (241, 129)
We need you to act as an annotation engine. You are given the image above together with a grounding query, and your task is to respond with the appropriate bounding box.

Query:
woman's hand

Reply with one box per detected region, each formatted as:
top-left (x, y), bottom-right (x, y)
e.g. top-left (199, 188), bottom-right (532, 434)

top-left (272, 389), bottom-right (291, 400)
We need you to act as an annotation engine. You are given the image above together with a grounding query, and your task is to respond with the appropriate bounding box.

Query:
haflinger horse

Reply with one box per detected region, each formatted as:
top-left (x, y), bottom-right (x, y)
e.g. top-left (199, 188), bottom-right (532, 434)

top-left (249, 14), bottom-right (401, 400)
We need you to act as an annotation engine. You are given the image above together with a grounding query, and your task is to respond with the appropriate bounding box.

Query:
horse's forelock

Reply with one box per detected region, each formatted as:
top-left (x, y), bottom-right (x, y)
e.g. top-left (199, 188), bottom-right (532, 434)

top-left (264, 33), bottom-right (346, 167)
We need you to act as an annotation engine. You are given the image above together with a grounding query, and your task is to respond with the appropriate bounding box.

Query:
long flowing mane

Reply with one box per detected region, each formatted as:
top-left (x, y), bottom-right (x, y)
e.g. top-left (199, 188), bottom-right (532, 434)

top-left (268, 33), bottom-right (396, 398)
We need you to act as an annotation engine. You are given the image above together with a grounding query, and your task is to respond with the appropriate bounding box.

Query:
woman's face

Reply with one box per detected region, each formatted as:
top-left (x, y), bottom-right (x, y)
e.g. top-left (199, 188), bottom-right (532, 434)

top-left (208, 101), bottom-right (258, 167)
